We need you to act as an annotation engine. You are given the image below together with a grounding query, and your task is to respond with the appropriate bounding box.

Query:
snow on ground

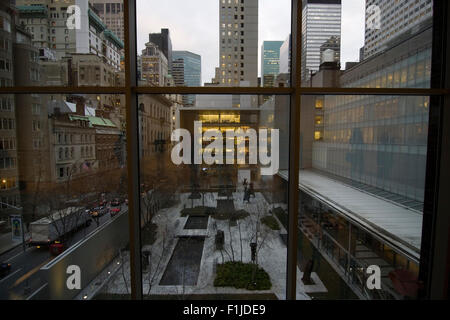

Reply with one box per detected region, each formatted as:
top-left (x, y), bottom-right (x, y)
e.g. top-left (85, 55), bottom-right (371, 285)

top-left (100, 191), bottom-right (327, 299)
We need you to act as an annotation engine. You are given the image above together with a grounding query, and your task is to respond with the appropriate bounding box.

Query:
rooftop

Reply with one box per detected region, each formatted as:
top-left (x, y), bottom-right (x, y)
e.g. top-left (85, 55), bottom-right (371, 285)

top-left (278, 169), bottom-right (423, 262)
top-left (87, 116), bottom-right (117, 128)
top-left (16, 5), bottom-right (48, 16)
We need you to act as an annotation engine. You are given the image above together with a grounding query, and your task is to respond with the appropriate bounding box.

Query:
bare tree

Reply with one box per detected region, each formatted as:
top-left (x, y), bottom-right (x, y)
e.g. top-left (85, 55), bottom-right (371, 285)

top-left (143, 214), bottom-right (177, 296)
top-left (227, 219), bottom-right (235, 262)
top-left (244, 201), bottom-right (273, 284)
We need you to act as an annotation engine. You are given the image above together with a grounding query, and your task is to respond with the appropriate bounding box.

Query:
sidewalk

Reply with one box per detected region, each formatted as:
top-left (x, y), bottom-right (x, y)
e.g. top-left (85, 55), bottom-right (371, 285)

top-left (0, 232), bottom-right (24, 257)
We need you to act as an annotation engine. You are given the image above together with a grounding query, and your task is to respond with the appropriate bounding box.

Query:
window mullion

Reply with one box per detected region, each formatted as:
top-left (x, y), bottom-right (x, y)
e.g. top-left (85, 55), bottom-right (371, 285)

top-left (124, 0), bottom-right (143, 300)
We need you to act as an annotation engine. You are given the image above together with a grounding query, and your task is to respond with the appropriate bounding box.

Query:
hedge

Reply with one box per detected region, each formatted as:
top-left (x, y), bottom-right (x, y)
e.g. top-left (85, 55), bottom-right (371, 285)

top-left (214, 261), bottom-right (272, 290)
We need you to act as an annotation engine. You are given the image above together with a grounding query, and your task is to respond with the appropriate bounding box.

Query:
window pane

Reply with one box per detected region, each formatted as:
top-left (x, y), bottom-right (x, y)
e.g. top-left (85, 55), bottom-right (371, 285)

top-left (136, 94), bottom-right (294, 299)
top-left (299, 0), bottom-right (433, 88)
top-left (0, 93), bottom-right (129, 300)
top-left (296, 94), bottom-right (429, 299)
top-left (0, 1), bottom-right (124, 88)
top-left (136, 0), bottom-right (291, 88)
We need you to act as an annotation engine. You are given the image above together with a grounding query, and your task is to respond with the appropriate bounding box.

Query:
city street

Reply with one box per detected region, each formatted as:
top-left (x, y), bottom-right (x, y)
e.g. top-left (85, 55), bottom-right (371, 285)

top-left (0, 203), bottom-right (127, 300)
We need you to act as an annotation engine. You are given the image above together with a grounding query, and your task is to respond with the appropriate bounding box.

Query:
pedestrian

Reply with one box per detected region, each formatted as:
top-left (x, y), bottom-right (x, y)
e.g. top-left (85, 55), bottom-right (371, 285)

top-left (243, 189), bottom-right (250, 203)
top-left (249, 182), bottom-right (255, 198)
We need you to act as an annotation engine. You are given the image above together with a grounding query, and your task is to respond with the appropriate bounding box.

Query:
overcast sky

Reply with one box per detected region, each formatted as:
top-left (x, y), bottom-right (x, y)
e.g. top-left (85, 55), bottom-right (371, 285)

top-left (137, 0), bottom-right (365, 86)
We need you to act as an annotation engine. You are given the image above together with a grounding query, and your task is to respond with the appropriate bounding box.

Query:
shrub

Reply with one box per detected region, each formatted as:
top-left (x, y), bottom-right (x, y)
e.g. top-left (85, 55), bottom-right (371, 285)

top-left (214, 261), bottom-right (272, 290)
top-left (261, 216), bottom-right (280, 230)
top-left (213, 209), bottom-right (249, 221)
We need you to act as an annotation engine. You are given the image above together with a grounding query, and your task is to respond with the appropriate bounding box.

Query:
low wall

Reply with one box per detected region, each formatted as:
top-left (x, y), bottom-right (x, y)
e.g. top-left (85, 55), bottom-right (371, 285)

top-left (36, 210), bottom-right (129, 300)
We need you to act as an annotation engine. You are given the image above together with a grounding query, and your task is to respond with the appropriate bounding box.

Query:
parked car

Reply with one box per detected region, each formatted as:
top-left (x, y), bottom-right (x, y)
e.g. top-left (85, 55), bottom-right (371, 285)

top-left (110, 207), bottom-right (121, 217)
top-left (0, 262), bottom-right (11, 278)
top-left (49, 241), bottom-right (64, 256)
top-left (90, 206), bottom-right (108, 218)
top-left (111, 198), bottom-right (121, 207)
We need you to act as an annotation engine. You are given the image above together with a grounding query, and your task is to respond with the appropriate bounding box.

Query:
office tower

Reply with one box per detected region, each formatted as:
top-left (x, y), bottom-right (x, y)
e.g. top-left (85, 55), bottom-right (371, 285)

top-left (140, 41), bottom-right (168, 86)
top-left (172, 51), bottom-right (201, 106)
top-left (15, 0), bottom-right (123, 70)
top-left (364, 0), bottom-right (433, 59)
top-left (90, 0), bottom-right (124, 42)
top-left (172, 51), bottom-right (201, 87)
top-left (171, 59), bottom-right (185, 87)
top-left (261, 41), bottom-right (283, 87)
top-left (302, 0), bottom-right (341, 80)
top-left (149, 29), bottom-right (173, 75)
top-left (217, 0), bottom-right (258, 86)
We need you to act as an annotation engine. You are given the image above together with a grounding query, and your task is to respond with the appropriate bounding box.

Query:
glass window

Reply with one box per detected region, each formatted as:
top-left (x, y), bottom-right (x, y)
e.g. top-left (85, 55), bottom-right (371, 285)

top-left (137, 0), bottom-right (291, 87)
top-left (0, 0), bottom-right (446, 303)
top-left (0, 93), bottom-right (128, 300)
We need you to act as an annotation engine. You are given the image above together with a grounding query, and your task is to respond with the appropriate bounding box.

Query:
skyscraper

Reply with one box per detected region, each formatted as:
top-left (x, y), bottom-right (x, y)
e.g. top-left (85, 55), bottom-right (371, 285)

top-left (90, 0), bottom-right (124, 42)
top-left (302, 0), bottom-right (341, 80)
top-left (217, 0), bottom-right (258, 86)
top-left (261, 41), bottom-right (283, 87)
top-left (149, 28), bottom-right (173, 75)
top-left (363, 0), bottom-right (433, 60)
top-left (279, 35), bottom-right (291, 76)
top-left (172, 51), bottom-right (201, 87)
top-left (172, 51), bottom-right (201, 106)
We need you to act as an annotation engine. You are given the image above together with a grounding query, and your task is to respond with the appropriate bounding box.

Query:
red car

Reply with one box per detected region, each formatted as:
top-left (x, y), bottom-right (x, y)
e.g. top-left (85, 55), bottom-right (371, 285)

top-left (110, 207), bottom-right (121, 217)
top-left (49, 242), bottom-right (64, 256)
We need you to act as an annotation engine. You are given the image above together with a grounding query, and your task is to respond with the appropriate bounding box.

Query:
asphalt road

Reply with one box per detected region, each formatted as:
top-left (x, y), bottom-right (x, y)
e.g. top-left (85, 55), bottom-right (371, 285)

top-left (0, 203), bottom-right (127, 300)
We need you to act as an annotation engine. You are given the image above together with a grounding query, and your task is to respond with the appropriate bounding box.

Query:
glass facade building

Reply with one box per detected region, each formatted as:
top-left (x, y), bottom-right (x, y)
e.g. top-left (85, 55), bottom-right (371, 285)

top-left (172, 51), bottom-right (201, 106)
top-left (313, 18), bottom-right (433, 203)
top-left (301, 0), bottom-right (341, 80)
top-left (261, 41), bottom-right (283, 87)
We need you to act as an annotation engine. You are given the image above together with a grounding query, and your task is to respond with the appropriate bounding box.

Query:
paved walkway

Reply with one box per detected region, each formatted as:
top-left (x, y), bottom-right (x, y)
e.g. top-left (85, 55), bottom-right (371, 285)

top-left (0, 232), bottom-right (23, 256)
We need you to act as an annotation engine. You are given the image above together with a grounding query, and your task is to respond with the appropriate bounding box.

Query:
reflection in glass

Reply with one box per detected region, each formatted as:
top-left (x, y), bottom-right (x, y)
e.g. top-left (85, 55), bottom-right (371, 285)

top-left (291, 94), bottom-right (429, 299)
